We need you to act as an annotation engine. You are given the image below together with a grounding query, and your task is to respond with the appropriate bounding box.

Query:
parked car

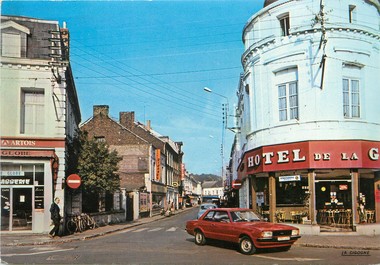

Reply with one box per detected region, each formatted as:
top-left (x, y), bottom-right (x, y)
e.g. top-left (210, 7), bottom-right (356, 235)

top-left (197, 203), bottom-right (217, 219)
top-left (186, 208), bottom-right (301, 255)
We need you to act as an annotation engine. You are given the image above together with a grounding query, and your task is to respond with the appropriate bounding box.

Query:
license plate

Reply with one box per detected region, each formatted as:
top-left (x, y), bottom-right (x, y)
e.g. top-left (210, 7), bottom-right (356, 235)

top-left (277, 236), bottom-right (290, 241)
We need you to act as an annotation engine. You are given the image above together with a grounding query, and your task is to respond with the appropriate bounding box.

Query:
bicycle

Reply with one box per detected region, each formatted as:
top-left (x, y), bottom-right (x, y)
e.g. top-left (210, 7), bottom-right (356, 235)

top-left (66, 213), bottom-right (97, 234)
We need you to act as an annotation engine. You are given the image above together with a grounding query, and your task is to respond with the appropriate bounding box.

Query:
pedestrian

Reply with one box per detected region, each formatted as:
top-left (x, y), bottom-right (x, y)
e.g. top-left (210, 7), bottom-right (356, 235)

top-left (49, 197), bottom-right (61, 238)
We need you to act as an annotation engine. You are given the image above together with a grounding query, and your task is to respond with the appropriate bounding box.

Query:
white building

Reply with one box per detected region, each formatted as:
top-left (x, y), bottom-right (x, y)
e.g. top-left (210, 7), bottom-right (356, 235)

top-left (202, 180), bottom-right (224, 199)
top-left (232, 0), bottom-right (380, 233)
top-left (0, 16), bottom-right (81, 233)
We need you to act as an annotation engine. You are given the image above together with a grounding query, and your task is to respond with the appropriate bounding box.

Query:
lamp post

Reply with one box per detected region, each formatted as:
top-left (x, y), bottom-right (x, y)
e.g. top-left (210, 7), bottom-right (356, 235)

top-left (203, 87), bottom-right (229, 186)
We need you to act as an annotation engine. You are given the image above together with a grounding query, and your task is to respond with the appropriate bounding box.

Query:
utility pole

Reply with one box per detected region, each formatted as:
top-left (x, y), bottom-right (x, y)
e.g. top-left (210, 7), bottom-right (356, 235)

top-left (318, 0), bottom-right (327, 90)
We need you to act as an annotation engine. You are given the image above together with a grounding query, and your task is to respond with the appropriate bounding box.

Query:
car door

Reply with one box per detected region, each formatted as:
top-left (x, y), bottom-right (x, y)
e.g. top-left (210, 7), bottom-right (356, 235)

top-left (199, 210), bottom-right (217, 239)
top-left (211, 210), bottom-right (234, 242)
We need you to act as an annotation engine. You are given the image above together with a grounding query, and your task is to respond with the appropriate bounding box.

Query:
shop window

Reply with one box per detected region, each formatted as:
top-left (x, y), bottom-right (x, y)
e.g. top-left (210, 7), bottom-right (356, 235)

top-left (276, 177), bottom-right (308, 205)
top-left (20, 89), bottom-right (45, 135)
top-left (343, 78), bottom-right (360, 118)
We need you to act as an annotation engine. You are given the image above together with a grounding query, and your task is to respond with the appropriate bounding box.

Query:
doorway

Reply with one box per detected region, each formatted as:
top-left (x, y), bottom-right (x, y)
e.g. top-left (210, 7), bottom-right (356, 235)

top-left (315, 180), bottom-right (353, 232)
top-left (1, 187), bottom-right (32, 231)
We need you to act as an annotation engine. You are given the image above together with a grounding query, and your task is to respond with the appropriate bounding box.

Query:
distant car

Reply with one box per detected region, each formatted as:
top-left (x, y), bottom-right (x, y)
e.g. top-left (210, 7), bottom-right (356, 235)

top-left (197, 203), bottom-right (217, 219)
top-left (186, 208), bottom-right (301, 255)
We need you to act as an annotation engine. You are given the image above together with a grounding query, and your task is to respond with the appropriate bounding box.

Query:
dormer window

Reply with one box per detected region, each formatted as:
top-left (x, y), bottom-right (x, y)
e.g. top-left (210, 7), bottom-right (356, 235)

top-left (1, 21), bottom-right (30, 58)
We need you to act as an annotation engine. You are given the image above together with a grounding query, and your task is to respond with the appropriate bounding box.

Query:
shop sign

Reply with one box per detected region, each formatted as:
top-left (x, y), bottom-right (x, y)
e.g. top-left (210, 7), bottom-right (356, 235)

top-left (339, 184), bottom-right (348, 190)
top-left (1, 171), bottom-right (25, 176)
top-left (279, 175), bottom-right (301, 182)
top-left (241, 140), bottom-right (380, 176)
top-left (139, 192), bottom-right (149, 212)
top-left (1, 150), bottom-right (54, 158)
top-left (155, 149), bottom-right (161, 181)
top-left (1, 137), bottom-right (65, 148)
top-left (35, 187), bottom-right (44, 209)
top-left (0, 177), bottom-right (33, 185)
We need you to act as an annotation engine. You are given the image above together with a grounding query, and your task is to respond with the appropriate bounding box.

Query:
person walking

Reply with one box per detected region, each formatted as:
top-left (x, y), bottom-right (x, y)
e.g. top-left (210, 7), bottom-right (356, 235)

top-left (49, 197), bottom-right (61, 238)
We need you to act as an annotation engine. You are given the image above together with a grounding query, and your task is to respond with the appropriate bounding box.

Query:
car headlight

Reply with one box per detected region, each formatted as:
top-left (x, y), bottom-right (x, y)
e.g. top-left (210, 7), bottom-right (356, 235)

top-left (291, 229), bottom-right (299, 236)
top-left (261, 231), bottom-right (273, 238)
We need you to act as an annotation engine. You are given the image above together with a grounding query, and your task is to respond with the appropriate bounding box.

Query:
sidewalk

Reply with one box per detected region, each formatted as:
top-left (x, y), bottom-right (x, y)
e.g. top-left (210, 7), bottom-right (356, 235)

top-left (1, 209), bottom-right (379, 250)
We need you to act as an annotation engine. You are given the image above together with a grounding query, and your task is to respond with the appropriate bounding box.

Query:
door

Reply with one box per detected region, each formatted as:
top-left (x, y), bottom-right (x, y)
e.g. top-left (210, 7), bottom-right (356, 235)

top-left (12, 188), bottom-right (32, 231)
top-left (1, 188), bottom-right (11, 231)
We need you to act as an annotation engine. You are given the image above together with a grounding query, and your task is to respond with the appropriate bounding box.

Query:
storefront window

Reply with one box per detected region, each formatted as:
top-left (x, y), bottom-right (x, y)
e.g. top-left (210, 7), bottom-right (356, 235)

top-left (1, 162), bottom-right (45, 231)
top-left (276, 176), bottom-right (308, 205)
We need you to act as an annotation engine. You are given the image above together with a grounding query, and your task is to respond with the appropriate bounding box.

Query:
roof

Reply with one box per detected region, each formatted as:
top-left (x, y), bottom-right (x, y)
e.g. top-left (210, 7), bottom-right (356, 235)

top-left (202, 180), bottom-right (223, 189)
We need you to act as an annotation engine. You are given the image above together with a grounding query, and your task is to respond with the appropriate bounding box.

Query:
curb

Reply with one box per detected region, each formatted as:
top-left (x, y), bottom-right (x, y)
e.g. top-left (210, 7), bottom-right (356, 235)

top-left (296, 243), bottom-right (380, 250)
top-left (1, 210), bottom-right (181, 247)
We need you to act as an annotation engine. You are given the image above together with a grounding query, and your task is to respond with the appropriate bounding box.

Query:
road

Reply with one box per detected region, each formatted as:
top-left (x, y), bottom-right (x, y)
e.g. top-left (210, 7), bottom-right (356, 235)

top-left (1, 207), bottom-right (379, 264)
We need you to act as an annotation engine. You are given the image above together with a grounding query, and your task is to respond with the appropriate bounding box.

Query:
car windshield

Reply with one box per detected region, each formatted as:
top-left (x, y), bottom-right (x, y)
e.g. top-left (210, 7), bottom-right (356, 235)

top-left (230, 210), bottom-right (261, 222)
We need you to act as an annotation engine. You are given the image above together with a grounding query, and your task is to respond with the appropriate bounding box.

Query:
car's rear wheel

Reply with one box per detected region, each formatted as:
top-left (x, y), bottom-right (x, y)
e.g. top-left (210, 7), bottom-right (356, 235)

top-left (194, 230), bottom-right (206, 245)
top-left (239, 236), bottom-right (256, 255)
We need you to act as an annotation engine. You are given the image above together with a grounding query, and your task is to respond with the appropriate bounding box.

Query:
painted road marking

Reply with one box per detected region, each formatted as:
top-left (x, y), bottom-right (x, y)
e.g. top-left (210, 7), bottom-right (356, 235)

top-left (254, 254), bottom-right (322, 261)
top-left (1, 248), bottom-right (74, 257)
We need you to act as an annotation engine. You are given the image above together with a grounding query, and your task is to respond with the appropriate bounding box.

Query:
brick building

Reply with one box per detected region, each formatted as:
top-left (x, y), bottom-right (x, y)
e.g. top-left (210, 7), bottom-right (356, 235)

top-left (80, 105), bottom-right (183, 219)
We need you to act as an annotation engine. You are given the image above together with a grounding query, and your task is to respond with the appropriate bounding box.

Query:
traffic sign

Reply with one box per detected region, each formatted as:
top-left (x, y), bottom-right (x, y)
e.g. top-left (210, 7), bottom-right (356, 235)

top-left (66, 174), bottom-right (81, 189)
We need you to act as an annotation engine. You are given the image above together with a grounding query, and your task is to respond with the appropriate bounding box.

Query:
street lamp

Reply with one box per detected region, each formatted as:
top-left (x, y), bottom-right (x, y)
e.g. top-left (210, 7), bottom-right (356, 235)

top-left (203, 87), bottom-right (229, 185)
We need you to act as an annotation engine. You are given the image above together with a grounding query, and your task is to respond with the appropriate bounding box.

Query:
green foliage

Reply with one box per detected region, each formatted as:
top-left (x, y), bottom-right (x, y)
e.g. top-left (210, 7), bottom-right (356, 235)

top-left (77, 131), bottom-right (122, 195)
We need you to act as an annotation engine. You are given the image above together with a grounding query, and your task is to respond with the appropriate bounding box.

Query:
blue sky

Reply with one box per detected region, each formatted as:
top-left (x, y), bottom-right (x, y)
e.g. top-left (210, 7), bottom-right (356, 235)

top-left (1, 0), bottom-right (263, 175)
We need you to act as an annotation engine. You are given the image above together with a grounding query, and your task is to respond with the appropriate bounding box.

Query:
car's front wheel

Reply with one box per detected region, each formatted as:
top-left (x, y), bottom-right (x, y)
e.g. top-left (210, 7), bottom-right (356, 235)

top-left (194, 230), bottom-right (206, 245)
top-left (239, 236), bottom-right (256, 255)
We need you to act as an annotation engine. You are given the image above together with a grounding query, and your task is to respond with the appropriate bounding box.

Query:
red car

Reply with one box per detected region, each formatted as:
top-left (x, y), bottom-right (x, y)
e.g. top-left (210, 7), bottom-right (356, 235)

top-left (186, 208), bottom-right (301, 255)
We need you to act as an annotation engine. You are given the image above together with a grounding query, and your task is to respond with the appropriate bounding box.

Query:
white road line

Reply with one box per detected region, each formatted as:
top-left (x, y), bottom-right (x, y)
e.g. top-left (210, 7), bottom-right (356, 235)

top-left (148, 228), bottom-right (163, 232)
top-left (166, 227), bottom-right (178, 232)
top-left (1, 248), bottom-right (74, 257)
top-left (118, 228), bottom-right (137, 233)
top-left (254, 254), bottom-right (322, 261)
top-left (132, 228), bottom-right (148, 233)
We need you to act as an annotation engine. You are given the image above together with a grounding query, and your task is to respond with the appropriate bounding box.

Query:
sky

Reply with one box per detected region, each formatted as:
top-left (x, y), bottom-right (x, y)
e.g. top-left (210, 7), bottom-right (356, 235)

top-left (1, 0), bottom-right (263, 175)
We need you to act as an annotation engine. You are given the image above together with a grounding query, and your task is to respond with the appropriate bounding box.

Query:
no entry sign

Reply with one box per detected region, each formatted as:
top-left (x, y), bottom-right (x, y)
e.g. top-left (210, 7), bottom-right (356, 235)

top-left (66, 174), bottom-right (81, 189)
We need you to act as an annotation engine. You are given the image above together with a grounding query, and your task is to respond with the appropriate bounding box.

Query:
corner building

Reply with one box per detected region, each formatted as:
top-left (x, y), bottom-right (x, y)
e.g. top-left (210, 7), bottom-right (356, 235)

top-left (0, 16), bottom-right (81, 233)
top-left (234, 0), bottom-right (380, 233)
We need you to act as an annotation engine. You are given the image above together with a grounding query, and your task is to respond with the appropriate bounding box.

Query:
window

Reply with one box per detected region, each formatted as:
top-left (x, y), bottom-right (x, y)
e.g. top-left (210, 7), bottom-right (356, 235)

top-left (343, 78), bottom-right (360, 118)
top-left (276, 67), bottom-right (298, 121)
top-left (279, 14), bottom-right (290, 36)
top-left (278, 81), bottom-right (298, 121)
top-left (349, 5), bottom-right (356, 23)
top-left (1, 32), bottom-right (21, 57)
top-left (20, 90), bottom-right (45, 134)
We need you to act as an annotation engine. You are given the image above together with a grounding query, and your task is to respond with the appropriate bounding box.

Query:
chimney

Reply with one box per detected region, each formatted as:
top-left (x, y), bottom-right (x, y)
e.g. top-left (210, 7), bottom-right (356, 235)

top-left (146, 120), bottom-right (151, 131)
top-left (119, 111), bottom-right (135, 129)
top-left (93, 105), bottom-right (109, 116)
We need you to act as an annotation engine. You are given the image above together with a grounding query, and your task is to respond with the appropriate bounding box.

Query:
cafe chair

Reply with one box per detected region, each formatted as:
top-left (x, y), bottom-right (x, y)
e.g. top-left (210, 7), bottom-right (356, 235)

top-left (366, 210), bottom-right (375, 223)
top-left (326, 210), bottom-right (336, 226)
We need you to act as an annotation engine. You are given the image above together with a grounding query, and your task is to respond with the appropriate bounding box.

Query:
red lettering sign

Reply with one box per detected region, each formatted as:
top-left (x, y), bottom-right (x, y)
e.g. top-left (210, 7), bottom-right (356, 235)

top-left (240, 140), bottom-right (380, 177)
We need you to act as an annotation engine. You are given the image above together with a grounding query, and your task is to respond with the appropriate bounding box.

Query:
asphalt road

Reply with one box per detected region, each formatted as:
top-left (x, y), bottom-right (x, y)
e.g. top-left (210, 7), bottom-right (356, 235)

top-left (1, 207), bottom-right (380, 265)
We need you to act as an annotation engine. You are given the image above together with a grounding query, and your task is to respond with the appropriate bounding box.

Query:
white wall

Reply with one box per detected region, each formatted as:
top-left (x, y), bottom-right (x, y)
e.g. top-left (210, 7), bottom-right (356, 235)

top-left (239, 0), bottom-right (380, 152)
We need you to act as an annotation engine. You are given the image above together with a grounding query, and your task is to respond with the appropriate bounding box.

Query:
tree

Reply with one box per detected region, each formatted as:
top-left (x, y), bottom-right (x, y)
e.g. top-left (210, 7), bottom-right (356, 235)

top-left (77, 131), bottom-right (122, 212)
